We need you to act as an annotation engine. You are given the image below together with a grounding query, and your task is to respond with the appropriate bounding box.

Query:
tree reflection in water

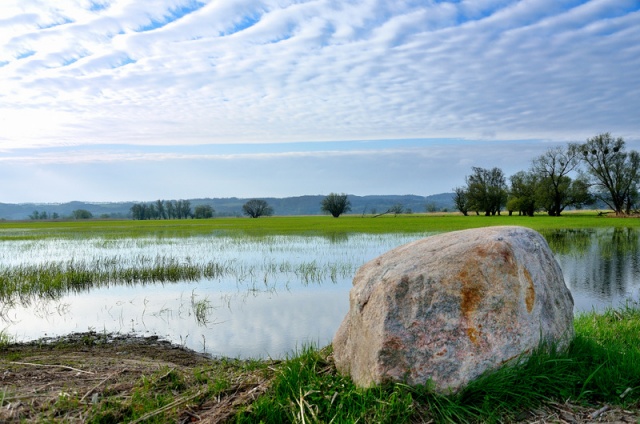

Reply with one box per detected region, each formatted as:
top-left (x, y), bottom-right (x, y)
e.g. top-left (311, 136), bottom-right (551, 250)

top-left (543, 228), bottom-right (640, 311)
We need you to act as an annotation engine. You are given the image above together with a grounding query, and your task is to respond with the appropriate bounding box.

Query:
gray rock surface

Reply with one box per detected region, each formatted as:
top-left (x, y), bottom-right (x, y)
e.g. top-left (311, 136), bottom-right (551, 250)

top-left (333, 226), bottom-right (574, 392)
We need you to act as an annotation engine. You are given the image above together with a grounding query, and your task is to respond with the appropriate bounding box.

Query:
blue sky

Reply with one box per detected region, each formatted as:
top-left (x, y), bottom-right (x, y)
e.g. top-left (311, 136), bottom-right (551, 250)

top-left (1, 0), bottom-right (639, 203)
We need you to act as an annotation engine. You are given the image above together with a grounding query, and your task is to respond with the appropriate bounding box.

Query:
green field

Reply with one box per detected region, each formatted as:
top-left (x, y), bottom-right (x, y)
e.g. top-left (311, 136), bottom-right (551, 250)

top-left (1, 211), bottom-right (637, 240)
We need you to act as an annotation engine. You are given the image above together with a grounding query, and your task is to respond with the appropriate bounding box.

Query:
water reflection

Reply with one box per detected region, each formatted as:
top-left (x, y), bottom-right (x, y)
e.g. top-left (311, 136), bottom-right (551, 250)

top-left (3, 282), bottom-right (350, 359)
top-left (0, 233), bottom-right (426, 359)
top-left (543, 228), bottom-right (640, 311)
top-left (1, 229), bottom-right (640, 358)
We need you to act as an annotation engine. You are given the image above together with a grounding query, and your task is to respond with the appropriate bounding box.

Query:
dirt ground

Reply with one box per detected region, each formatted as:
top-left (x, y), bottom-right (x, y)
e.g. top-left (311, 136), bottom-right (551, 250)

top-left (0, 332), bottom-right (638, 423)
top-left (0, 332), bottom-right (274, 423)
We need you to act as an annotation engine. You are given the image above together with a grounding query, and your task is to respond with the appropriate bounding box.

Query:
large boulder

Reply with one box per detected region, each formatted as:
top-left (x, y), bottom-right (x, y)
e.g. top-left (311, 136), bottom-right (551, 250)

top-left (333, 226), bottom-right (574, 393)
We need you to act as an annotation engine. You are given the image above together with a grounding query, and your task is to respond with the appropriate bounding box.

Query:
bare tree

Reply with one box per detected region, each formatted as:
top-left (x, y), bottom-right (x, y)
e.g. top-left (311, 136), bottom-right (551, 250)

top-left (388, 203), bottom-right (404, 216)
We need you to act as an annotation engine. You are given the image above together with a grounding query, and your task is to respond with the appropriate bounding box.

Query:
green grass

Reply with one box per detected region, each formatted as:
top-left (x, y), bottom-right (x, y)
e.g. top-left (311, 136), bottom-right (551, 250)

top-left (1, 211), bottom-right (638, 240)
top-left (0, 330), bottom-right (12, 348)
top-left (235, 304), bottom-right (640, 423)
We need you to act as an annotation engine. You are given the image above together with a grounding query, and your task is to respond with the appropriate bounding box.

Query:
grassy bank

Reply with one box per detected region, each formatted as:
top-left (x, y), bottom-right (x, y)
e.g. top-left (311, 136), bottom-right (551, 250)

top-left (234, 304), bottom-right (640, 423)
top-left (1, 211), bottom-right (638, 240)
top-left (1, 305), bottom-right (639, 422)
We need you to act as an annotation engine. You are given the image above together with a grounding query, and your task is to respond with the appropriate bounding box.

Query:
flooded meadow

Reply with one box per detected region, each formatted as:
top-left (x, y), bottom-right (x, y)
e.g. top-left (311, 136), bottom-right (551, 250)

top-left (1, 228), bottom-right (639, 359)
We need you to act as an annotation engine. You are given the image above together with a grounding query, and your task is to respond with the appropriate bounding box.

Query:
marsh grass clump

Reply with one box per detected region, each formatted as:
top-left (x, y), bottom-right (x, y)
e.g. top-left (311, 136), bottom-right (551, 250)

top-left (0, 256), bottom-right (234, 304)
top-left (0, 254), bottom-right (359, 305)
top-left (0, 330), bottom-right (13, 348)
top-left (190, 291), bottom-right (215, 326)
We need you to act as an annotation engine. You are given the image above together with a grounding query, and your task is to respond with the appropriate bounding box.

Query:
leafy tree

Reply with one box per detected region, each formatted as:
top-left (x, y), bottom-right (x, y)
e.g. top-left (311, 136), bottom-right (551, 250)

top-left (72, 209), bottom-right (93, 220)
top-left (148, 204), bottom-right (158, 219)
top-left (176, 200), bottom-right (192, 219)
top-left (155, 200), bottom-right (166, 219)
top-left (320, 193), bottom-right (351, 218)
top-left (532, 145), bottom-right (590, 216)
top-left (131, 200), bottom-right (193, 220)
top-left (242, 199), bottom-right (274, 218)
top-left (130, 204), bottom-right (143, 220)
top-left (130, 203), bottom-right (157, 220)
top-left (579, 133), bottom-right (640, 215)
top-left (166, 201), bottom-right (176, 219)
top-left (507, 171), bottom-right (538, 216)
top-left (453, 187), bottom-right (469, 216)
top-left (465, 167), bottom-right (507, 216)
top-left (194, 205), bottom-right (214, 219)
top-left (535, 174), bottom-right (593, 216)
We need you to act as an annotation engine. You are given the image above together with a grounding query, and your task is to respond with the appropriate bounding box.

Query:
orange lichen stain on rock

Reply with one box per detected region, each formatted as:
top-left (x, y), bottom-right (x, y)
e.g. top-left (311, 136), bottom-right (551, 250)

top-left (497, 243), bottom-right (514, 264)
top-left (466, 327), bottom-right (479, 344)
top-left (475, 241), bottom-right (515, 265)
top-left (523, 267), bottom-right (535, 313)
top-left (473, 244), bottom-right (489, 258)
top-left (458, 265), bottom-right (485, 345)
top-left (459, 270), bottom-right (484, 316)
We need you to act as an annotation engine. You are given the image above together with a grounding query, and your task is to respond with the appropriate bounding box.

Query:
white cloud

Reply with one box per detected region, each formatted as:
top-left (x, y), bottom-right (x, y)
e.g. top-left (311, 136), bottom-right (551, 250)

top-left (0, 1), bottom-right (638, 201)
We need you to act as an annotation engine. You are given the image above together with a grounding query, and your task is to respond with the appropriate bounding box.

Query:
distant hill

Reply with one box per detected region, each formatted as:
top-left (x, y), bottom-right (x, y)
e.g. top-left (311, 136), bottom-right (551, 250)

top-left (0, 193), bottom-right (455, 220)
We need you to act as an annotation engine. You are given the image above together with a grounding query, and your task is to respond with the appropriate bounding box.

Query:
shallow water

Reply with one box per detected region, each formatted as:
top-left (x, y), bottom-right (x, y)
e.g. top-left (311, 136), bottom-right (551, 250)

top-left (1, 229), bottom-right (639, 359)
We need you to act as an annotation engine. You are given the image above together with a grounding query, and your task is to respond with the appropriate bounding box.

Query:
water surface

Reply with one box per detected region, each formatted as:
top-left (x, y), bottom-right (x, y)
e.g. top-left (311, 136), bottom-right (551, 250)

top-left (1, 229), bottom-right (639, 358)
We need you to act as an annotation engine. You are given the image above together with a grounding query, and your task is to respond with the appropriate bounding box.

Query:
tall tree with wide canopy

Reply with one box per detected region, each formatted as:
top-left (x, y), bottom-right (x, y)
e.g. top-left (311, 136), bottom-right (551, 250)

top-left (579, 133), bottom-right (640, 215)
top-left (465, 167), bottom-right (508, 216)
top-left (507, 171), bottom-right (538, 216)
top-left (532, 145), bottom-right (591, 216)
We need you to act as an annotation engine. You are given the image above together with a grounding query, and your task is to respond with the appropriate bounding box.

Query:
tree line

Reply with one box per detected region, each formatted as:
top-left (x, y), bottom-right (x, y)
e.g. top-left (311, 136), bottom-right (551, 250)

top-left (130, 200), bottom-right (214, 220)
top-left (454, 133), bottom-right (640, 217)
top-left (129, 195), bottom-right (356, 220)
top-left (29, 209), bottom-right (94, 220)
